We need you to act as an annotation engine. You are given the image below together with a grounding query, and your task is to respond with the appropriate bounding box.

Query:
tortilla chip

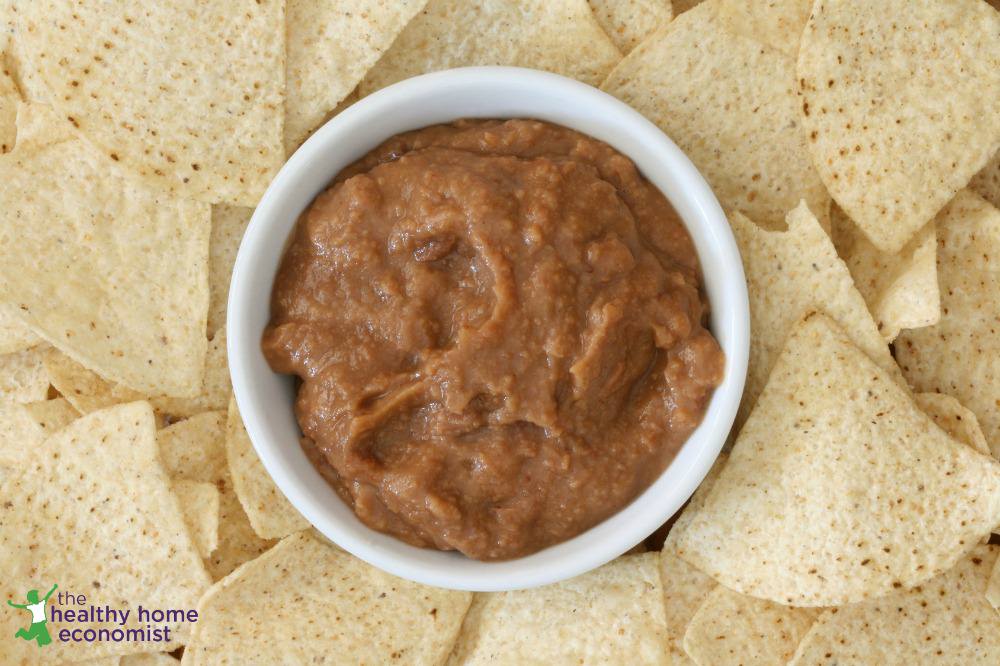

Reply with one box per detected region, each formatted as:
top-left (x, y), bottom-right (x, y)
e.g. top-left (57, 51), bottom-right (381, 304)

top-left (208, 206), bottom-right (253, 336)
top-left (0, 305), bottom-right (41, 355)
top-left (226, 395), bottom-right (308, 540)
top-left (155, 325), bottom-right (228, 416)
top-left (3, 22), bottom-right (46, 108)
top-left (448, 553), bottom-right (668, 664)
top-left (44, 348), bottom-right (134, 414)
top-left (14, 1), bottom-right (285, 207)
top-left (205, 496), bottom-right (274, 580)
top-left (0, 83), bottom-right (14, 154)
top-left (184, 530), bottom-right (471, 665)
top-left (664, 454), bottom-right (729, 553)
top-left (683, 586), bottom-right (819, 665)
top-left (601, 1), bottom-right (829, 230)
top-left (359, 0), bottom-right (621, 95)
top-left (0, 16), bottom-right (16, 148)
top-left (660, 551), bottom-right (716, 666)
top-left (672, 313), bottom-right (1000, 606)
top-left (210, 488), bottom-right (273, 581)
top-left (195, 328), bottom-right (232, 413)
top-left (158, 412), bottom-right (229, 481)
top-left (0, 103), bottom-right (211, 398)
top-left (287, 88), bottom-right (361, 157)
top-left (158, 412), bottom-right (274, 580)
top-left (896, 190), bottom-right (1000, 460)
top-left (0, 402), bottom-right (210, 662)
top-left (989, 548), bottom-right (1000, 611)
top-left (121, 655), bottom-right (178, 666)
top-left (588, 0), bottom-right (672, 53)
top-left (793, 546), bottom-right (1000, 664)
top-left (173, 479), bottom-right (221, 560)
top-left (717, 0), bottom-right (811, 56)
top-left (916, 392), bottom-right (991, 458)
top-left (730, 203), bottom-right (898, 429)
top-left (658, 455), bottom-right (728, 664)
top-left (970, 149), bottom-right (1000, 210)
top-left (0, 400), bottom-right (45, 483)
top-left (831, 204), bottom-right (940, 341)
top-left (23, 397), bottom-right (79, 433)
top-left (284, 0), bottom-right (427, 152)
top-left (0, 401), bottom-right (42, 453)
top-left (44, 330), bottom-right (229, 420)
top-left (797, 0), bottom-right (1000, 253)
top-left (0, 345), bottom-right (49, 404)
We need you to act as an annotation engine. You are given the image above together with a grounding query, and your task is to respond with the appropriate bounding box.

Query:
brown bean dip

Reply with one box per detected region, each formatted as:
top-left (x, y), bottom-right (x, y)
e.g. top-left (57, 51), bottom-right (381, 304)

top-left (262, 119), bottom-right (724, 560)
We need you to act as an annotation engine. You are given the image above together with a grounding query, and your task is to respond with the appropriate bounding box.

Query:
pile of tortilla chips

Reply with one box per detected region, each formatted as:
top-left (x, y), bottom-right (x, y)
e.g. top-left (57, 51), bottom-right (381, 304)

top-left (1, 0), bottom-right (999, 663)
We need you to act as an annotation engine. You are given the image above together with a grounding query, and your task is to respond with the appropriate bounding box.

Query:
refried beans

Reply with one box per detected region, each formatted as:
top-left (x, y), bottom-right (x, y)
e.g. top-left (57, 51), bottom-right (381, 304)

top-left (262, 119), bottom-right (724, 560)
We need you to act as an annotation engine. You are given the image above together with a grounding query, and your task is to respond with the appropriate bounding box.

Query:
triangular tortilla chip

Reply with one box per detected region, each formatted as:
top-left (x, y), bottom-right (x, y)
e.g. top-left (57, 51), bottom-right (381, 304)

top-left (157, 412), bottom-right (273, 580)
top-left (0, 345), bottom-right (49, 404)
top-left (225, 395), bottom-right (307, 540)
top-left (208, 206), bottom-right (253, 336)
top-left (916, 392), bottom-right (991, 458)
top-left (0, 402), bottom-right (210, 663)
top-left (184, 530), bottom-right (471, 664)
top-left (831, 204), bottom-right (939, 341)
top-left (14, 1), bottom-right (285, 206)
top-left (0, 103), bottom-right (210, 398)
top-left (447, 553), bottom-right (669, 664)
top-left (587, 0), bottom-right (672, 53)
top-left (601, 1), bottom-right (829, 230)
top-left (716, 0), bottom-right (812, 56)
top-left (730, 202), bottom-right (899, 429)
top-left (44, 330), bottom-right (228, 421)
top-left (896, 190), bottom-right (1000, 460)
top-left (359, 0), bottom-right (621, 95)
top-left (672, 313), bottom-right (1000, 606)
top-left (173, 480), bottom-right (220, 560)
top-left (683, 586), bottom-right (819, 665)
top-left (284, 0), bottom-right (427, 151)
top-left (793, 547), bottom-right (1000, 664)
top-left (797, 0), bottom-right (1000, 253)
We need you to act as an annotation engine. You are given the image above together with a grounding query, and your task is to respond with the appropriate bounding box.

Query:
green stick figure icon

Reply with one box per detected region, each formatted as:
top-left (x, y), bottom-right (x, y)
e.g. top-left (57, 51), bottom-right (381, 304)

top-left (8, 583), bottom-right (57, 647)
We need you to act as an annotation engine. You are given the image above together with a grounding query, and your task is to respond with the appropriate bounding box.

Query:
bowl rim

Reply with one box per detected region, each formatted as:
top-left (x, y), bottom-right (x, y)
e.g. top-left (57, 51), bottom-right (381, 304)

top-left (228, 66), bottom-right (749, 591)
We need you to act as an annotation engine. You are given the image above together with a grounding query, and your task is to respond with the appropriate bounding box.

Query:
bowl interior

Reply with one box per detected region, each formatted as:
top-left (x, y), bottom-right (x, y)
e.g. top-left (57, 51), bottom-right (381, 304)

top-left (228, 67), bottom-right (748, 591)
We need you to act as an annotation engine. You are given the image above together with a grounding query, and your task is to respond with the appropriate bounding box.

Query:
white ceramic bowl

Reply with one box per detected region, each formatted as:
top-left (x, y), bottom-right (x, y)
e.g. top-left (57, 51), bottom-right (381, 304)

top-left (228, 66), bottom-right (749, 592)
